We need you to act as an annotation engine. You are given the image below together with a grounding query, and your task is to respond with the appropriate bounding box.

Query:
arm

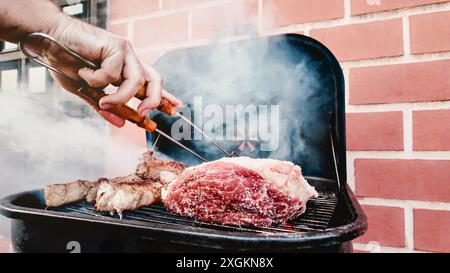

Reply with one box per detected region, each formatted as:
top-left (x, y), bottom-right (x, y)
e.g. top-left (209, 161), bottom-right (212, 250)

top-left (0, 0), bottom-right (61, 43)
top-left (0, 0), bottom-right (181, 126)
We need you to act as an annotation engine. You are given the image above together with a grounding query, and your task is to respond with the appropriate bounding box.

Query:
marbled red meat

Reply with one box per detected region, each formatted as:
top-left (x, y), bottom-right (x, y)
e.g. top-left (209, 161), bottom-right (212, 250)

top-left (161, 157), bottom-right (318, 227)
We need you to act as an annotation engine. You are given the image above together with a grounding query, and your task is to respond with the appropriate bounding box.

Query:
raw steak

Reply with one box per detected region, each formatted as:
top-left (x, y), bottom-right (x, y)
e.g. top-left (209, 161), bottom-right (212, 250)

top-left (161, 157), bottom-right (318, 227)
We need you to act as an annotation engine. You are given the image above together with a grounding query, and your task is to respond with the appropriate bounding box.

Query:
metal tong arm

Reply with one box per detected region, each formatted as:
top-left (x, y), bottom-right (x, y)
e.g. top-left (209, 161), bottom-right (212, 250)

top-left (74, 85), bottom-right (207, 162)
top-left (19, 32), bottom-right (208, 162)
top-left (18, 33), bottom-right (157, 132)
top-left (24, 33), bottom-right (230, 157)
top-left (19, 33), bottom-right (176, 115)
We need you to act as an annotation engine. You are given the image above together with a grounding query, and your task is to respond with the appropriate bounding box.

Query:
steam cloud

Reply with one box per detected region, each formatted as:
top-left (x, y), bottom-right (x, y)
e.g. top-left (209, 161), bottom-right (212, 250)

top-left (155, 35), bottom-right (333, 168)
top-left (0, 91), bottom-right (144, 236)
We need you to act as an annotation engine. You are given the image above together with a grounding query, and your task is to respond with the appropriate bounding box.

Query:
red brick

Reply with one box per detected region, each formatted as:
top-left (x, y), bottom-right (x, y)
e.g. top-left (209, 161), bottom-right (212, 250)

top-left (355, 159), bottom-right (450, 202)
top-left (351, 0), bottom-right (449, 15)
top-left (191, 1), bottom-right (258, 40)
top-left (310, 19), bottom-right (403, 61)
top-left (349, 60), bottom-right (450, 104)
top-left (353, 248), bottom-right (370, 253)
top-left (414, 209), bottom-right (450, 252)
top-left (413, 110), bottom-right (450, 151)
top-left (262, 0), bottom-right (344, 28)
top-left (355, 205), bottom-right (405, 248)
top-left (347, 112), bottom-right (403, 151)
top-left (133, 13), bottom-right (188, 47)
top-left (0, 236), bottom-right (11, 253)
top-left (109, 23), bottom-right (128, 37)
top-left (410, 11), bottom-right (450, 54)
top-left (162, 0), bottom-right (211, 9)
top-left (110, 0), bottom-right (159, 20)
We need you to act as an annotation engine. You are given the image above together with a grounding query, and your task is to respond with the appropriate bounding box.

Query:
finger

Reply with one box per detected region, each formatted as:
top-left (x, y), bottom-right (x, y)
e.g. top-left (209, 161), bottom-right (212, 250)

top-left (99, 53), bottom-right (145, 109)
top-left (137, 65), bottom-right (162, 117)
top-left (98, 110), bottom-right (126, 128)
top-left (99, 76), bottom-right (143, 109)
top-left (162, 89), bottom-right (183, 106)
top-left (78, 50), bottom-right (123, 88)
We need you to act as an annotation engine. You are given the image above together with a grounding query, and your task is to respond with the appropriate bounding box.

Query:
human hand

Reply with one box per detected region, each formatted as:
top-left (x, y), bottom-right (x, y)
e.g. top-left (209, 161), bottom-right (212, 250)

top-left (44, 14), bottom-right (182, 127)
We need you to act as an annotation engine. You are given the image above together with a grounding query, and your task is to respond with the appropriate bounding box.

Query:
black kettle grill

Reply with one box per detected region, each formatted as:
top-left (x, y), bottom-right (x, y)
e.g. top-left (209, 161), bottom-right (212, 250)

top-left (0, 33), bottom-right (367, 253)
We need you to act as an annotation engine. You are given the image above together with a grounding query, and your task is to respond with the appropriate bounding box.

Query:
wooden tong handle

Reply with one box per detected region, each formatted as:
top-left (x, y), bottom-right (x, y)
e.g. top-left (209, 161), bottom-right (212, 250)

top-left (77, 85), bottom-right (175, 132)
top-left (135, 87), bottom-right (177, 116)
top-left (79, 86), bottom-right (157, 132)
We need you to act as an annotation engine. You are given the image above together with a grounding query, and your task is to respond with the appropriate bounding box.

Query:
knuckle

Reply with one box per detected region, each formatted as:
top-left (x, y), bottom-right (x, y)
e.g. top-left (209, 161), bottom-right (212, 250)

top-left (112, 93), bottom-right (126, 103)
top-left (158, 75), bottom-right (163, 85)
top-left (124, 38), bottom-right (133, 47)
top-left (143, 99), bottom-right (159, 109)
top-left (135, 71), bottom-right (146, 86)
top-left (151, 68), bottom-right (163, 85)
top-left (89, 78), bottom-right (102, 87)
top-left (105, 70), bottom-right (120, 83)
top-left (153, 72), bottom-right (163, 85)
top-left (137, 75), bottom-right (145, 87)
top-left (117, 38), bottom-right (129, 50)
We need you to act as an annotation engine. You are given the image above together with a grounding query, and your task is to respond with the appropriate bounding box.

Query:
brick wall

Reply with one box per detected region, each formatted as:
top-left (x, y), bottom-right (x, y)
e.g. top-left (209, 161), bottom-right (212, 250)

top-left (108, 0), bottom-right (450, 253)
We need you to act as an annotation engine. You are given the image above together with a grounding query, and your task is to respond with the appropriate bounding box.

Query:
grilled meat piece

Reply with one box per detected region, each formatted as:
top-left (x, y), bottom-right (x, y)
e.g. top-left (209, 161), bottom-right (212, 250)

top-left (95, 174), bottom-right (164, 217)
top-left (135, 151), bottom-right (186, 180)
top-left (44, 178), bottom-right (104, 207)
top-left (162, 157), bottom-right (318, 227)
top-left (44, 151), bottom-right (186, 214)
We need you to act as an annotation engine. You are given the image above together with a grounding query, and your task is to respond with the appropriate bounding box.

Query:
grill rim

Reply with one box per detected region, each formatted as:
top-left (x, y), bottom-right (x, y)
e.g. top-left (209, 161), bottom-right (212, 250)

top-left (0, 184), bottom-right (366, 247)
top-left (54, 192), bottom-right (337, 234)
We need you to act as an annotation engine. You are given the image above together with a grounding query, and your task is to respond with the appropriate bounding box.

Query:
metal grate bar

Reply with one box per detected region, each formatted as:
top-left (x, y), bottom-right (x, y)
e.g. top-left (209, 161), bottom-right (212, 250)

top-left (51, 194), bottom-right (337, 234)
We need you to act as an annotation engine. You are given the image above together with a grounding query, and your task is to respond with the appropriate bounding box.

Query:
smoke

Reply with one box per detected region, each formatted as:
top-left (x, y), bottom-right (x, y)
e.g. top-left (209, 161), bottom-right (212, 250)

top-left (0, 90), bottom-right (144, 236)
top-left (155, 34), bottom-right (334, 172)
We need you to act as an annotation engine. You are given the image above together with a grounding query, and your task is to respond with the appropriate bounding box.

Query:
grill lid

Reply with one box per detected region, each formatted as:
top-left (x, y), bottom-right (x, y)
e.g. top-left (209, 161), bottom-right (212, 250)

top-left (150, 34), bottom-right (346, 186)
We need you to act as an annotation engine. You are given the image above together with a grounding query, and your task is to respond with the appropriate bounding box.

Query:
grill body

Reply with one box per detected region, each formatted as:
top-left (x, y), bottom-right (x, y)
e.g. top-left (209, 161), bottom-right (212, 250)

top-left (0, 33), bottom-right (367, 252)
top-left (1, 184), bottom-right (364, 252)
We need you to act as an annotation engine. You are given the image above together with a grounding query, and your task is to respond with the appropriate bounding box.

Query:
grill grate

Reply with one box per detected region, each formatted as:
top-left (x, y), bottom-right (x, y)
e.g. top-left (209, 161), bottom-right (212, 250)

top-left (50, 194), bottom-right (337, 234)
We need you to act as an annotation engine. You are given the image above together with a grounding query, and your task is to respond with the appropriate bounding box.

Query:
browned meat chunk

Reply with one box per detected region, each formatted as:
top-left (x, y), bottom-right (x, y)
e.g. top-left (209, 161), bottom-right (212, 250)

top-left (135, 151), bottom-right (186, 180)
top-left (44, 151), bottom-right (186, 213)
top-left (44, 179), bottom-right (103, 207)
top-left (95, 174), bottom-right (163, 217)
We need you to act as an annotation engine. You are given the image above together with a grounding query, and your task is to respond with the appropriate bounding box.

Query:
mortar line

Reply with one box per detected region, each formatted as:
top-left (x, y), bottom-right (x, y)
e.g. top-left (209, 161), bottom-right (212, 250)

top-left (358, 197), bottom-right (450, 211)
top-left (403, 110), bottom-right (413, 152)
top-left (347, 100), bottom-right (450, 113)
top-left (353, 243), bottom-right (427, 253)
top-left (348, 150), bottom-right (450, 160)
top-left (404, 207), bottom-right (414, 249)
top-left (402, 16), bottom-right (411, 56)
top-left (344, 0), bottom-right (351, 19)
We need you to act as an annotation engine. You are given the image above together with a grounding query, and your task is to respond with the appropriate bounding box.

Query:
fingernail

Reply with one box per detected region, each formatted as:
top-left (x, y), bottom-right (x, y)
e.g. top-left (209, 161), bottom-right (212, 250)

top-left (100, 103), bottom-right (113, 110)
top-left (141, 108), bottom-right (151, 117)
top-left (78, 67), bottom-right (89, 75)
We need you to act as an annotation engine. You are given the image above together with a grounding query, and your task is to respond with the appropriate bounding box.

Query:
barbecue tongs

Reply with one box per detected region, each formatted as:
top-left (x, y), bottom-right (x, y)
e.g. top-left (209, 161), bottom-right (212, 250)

top-left (19, 32), bottom-right (234, 162)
